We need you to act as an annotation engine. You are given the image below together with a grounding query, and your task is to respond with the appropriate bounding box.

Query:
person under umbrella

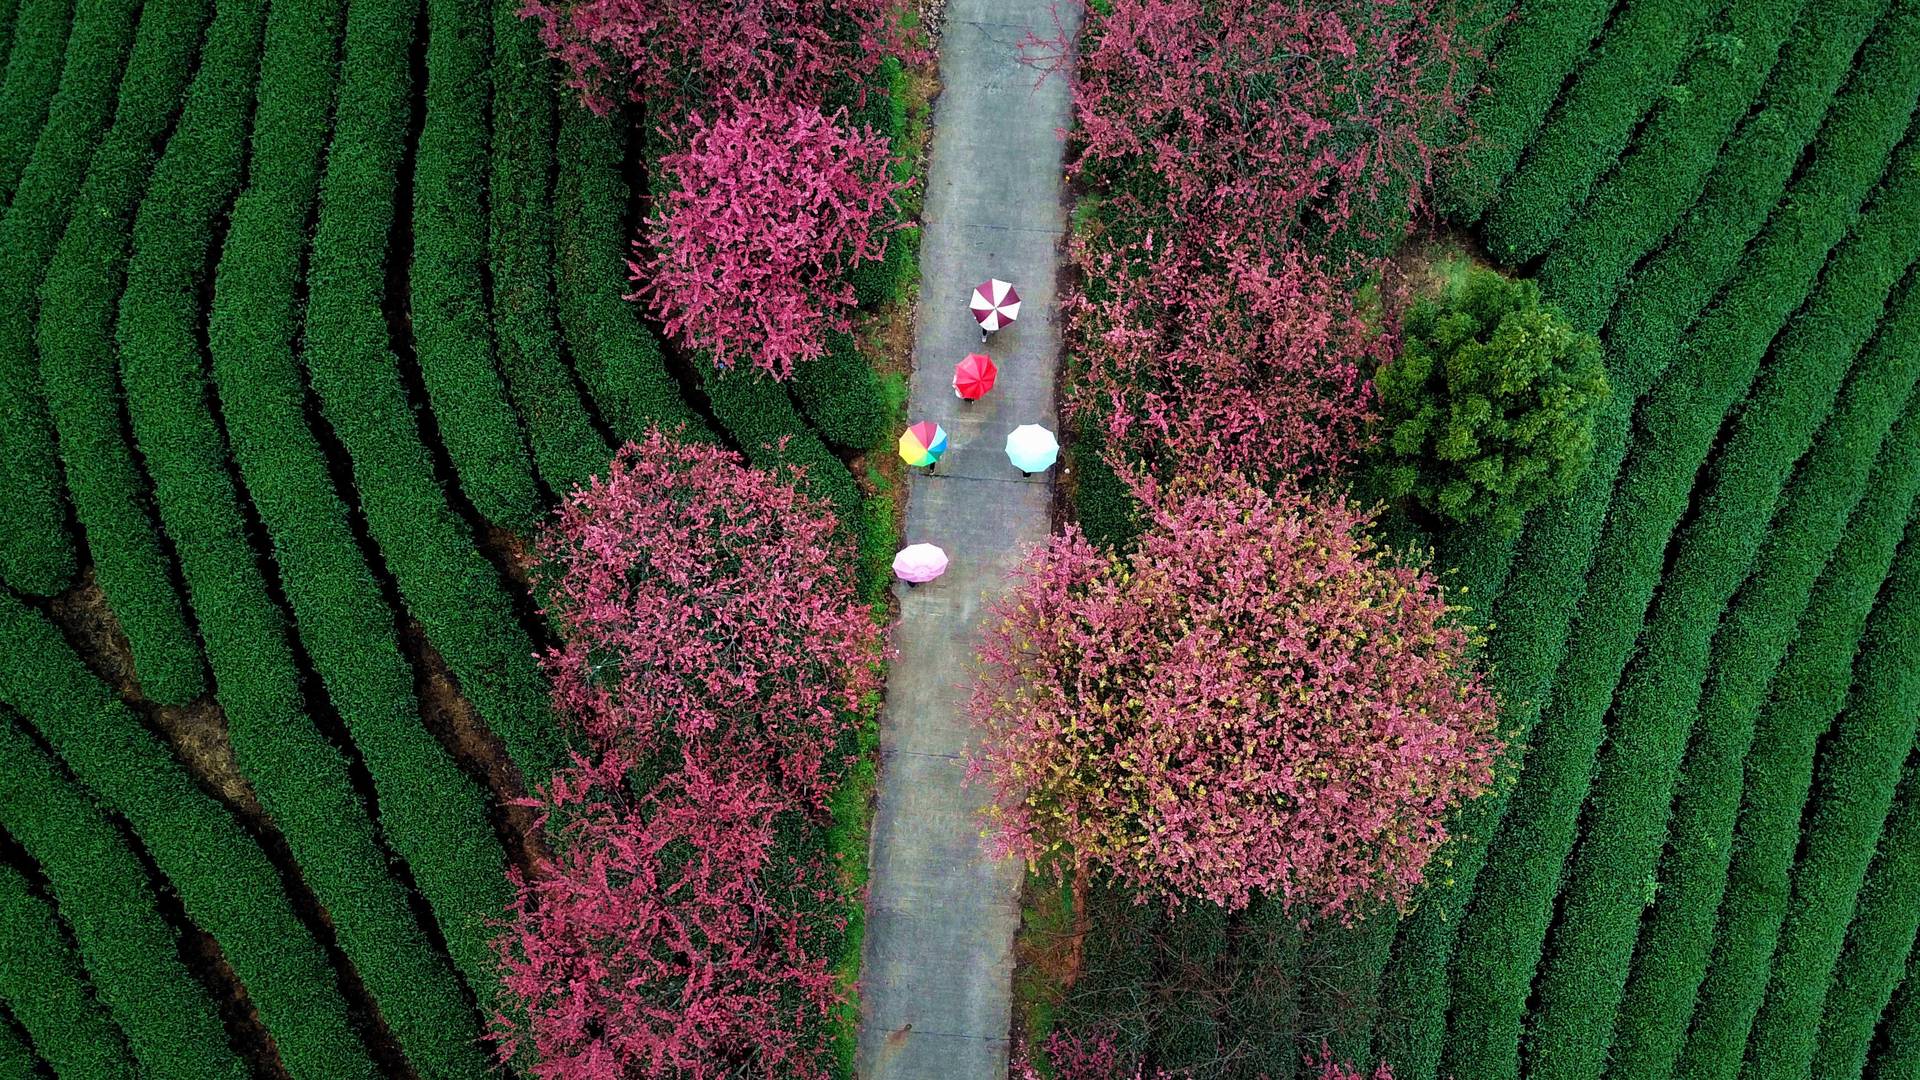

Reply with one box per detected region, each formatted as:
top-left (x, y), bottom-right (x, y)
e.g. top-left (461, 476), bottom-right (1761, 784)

top-left (970, 278), bottom-right (1021, 342)
top-left (1005, 424), bottom-right (1059, 476)
top-left (897, 421), bottom-right (949, 473)
top-left (892, 543), bottom-right (949, 588)
top-left (953, 353), bottom-right (997, 402)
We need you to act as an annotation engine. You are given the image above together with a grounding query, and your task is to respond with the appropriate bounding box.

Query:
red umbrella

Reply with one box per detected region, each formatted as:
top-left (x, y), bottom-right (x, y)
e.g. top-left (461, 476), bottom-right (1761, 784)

top-left (953, 353), bottom-right (998, 401)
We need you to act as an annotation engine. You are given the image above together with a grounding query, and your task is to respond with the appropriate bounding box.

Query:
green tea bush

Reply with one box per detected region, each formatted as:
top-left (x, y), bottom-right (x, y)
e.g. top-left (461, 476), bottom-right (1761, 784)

top-left (1433, 0), bottom-right (1612, 223)
top-left (791, 329), bottom-right (891, 451)
top-left (1524, 132), bottom-right (1920, 1080)
top-left (1739, 529), bottom-right (1920, 1080)
top-left (0, 720), bottom-right (244, 1080)
top-left (1443, 56), bottom-right (1920, 1079)
top-left (0, 856), bottom-right (138, 1078)
top-left (0, 0), bottom-right (138, 596)
top-left (554, 106), bottom-right (711, 444)
top-left (207, 0), bottom-right (514, 1007)
top-left (33, 0), bottom-right (208, 707)
top-left (0, 0), bottom-right (69, 203)
top-left (1809, 753), bottom-right (1920, 1080)
top-left (1374, 264), bottom-right (1607, 535)
top-left (0, 1015), bottom-right (31, 1077)
top-left (0, 0), bottom-right (69, 204)
top-left (301, 0), bottom-right (564, 778)
top-left (0, 592), bottom-right (374, 1078)
top-left (413, 0), bottom-right (540, 531)
top-left (1538, 0), bottom-right (1874, 331)
top-left (1875, 963), bottom-right (1920, 1078)
top-left (701, 364), bottom-right (863, 524)
top-left (1607, 274), bottom-right (1920, 1080)
top-left (1481, 0), bottom-right (1718, 264)
top-left (489, 0), bottom-right (610, 496)
top-left (113, 2), bottom-right (491, 1070)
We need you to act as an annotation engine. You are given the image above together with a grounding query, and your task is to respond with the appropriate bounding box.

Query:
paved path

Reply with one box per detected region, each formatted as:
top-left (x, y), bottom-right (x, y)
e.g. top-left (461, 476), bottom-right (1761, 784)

top-left (856, 3), bottom-right (1079, 1078)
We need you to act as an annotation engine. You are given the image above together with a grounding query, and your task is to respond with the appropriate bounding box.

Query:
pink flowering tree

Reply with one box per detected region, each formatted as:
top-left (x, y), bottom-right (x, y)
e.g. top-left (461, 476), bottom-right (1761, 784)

top-left (519, 0), bottom-right (917, 115)
top-left (1066, 232), bottom-right (1388, 488)
top-left (969, 474), bottom-right (1500, 917)
top-left (632, 98), bottom-right (906, 378)
top-left (1014, 1030), bottom-right (1397, 1080)
top-left (534, 428), bottom-right (884, 804)
top-left (493, 762), bottom-right (842, 1080)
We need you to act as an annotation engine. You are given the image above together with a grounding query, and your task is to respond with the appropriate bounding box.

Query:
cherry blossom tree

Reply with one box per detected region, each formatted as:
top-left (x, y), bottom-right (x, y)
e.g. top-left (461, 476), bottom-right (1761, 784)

top-left (1014, 1029), bottom-right (1398, 1079)
top-left (632, 98), bottom-right (906, 378)
top-left (535, 428), bottom-right (884, 804)
top-left (519, 0), bottom-right (917, 115)
top-left (969, 474), bottom-right (1500, 917)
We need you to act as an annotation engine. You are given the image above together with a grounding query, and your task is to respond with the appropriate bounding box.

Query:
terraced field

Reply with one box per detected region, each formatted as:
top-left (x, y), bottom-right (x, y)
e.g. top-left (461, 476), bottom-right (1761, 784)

top-left (1045, 1), bottom-right (1920, 1077)
top-left (0, 0), bottom-right (913, 1073)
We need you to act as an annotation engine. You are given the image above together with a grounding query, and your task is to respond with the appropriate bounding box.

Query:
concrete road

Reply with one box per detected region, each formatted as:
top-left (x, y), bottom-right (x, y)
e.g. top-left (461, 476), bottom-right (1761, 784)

top-left (855, 2), bottom-right (1080, 1078)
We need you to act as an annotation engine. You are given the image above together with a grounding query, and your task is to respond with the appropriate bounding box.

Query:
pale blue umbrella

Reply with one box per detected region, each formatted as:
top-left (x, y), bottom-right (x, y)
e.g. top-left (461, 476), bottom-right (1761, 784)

top-left (1004, 424), bottom-right (1059, 476)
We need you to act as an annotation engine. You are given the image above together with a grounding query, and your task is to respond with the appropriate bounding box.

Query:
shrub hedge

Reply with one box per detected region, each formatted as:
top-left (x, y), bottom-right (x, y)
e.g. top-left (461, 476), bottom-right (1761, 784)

top-left (1874, 960), bottom-right (1920, 1079)
top-left (413, 0), bottom-right (540, 532)
top-left (206, 0), bottom-right (515, 1011)
top-left (701, 364), bottom-right (864, 524)
top-left (32, 0), bottom-right (208, 707)
top-left (1480, 0), bottom-right (1718, 264)
top-left (0, 0), bottom-right (69, 204)
top-left (0, 0), bottom-right (18, 62)
top-left (0, 592), bottom-right (374, 1077)
top-left (553, 105), bottom-right (712, 444)
top-left (1522, 131), bottom-right (1920, 1080)
top-left (792, 329), bottom-right (891, 451)
top-left (0, 854), bottom-right (138, 1078)
top-left (1606, 274), bottom-right (1920, 1080)
top-left (1808, 752), bottom-right (1920, 1080)
top-left (0, 1017), bottom-right (31, 1079)
top-left (112, 4), bottom-right (493, 1071)
top-left (0, 0), bottom-right (139, 597)
top-left (1442, 39), bottom-right (1920, 1080)
top-left (1432, 0), bottom-right (1612, 224)
top-left (1738, 528), bottom-right (1920, 1080)
top-left (0, 719), bottom-right (244, 1080)
top-left (301, 0), bottom-right (564, 778)
top-left (1536, 0), bottom-right (1826, 331)
top-left (489, 0), bottom-right (611, 496)
top-left (1672, 510), bottom-right (1920, 1080)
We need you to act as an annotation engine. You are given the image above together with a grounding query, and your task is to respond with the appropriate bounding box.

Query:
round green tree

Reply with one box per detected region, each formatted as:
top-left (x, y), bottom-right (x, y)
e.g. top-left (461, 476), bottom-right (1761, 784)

top-left (1374, 262), bottom-right (1608, 534)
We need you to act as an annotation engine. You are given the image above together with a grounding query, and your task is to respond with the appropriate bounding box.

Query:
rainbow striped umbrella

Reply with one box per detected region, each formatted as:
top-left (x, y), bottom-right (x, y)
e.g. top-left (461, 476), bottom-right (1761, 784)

top-left (897, 421), bottom-right (949, 468)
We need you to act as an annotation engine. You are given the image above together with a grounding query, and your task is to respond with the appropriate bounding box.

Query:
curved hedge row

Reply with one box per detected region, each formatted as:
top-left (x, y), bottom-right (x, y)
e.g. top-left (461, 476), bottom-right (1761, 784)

top-left (1739, 530), bottom-right (1920, 1080)
top-left (412, 0), bottom-right (540, 532)
top-left (207, 0), bottom-right (514, 1011)
top-left (0, 0), bottom-right (69, 204)
top-left (0, 0), bottom-right (139, 597)
top-left (0, 853), bottom-right (137, 1078)
top-left (1522, 132), bottom-right (1920, 1080)
top-left (1535, 0), bottom-right (1827, 331)
top-left (1809, 753), bottom-right (1920, 1080)
top-left (1442, 40), bottom-right (1920, 1080)
top-left (1431, 0), bottom-right (1612, 224)
top-left (488, 0), bottom-right (610, 496)
top-left (0, 1018), bottom-right (30, 1079)
top-left (553, 104), bottom-right (711, 445)
top-left (1480, 0), bottom-right (1717, 265)
top-left (0, 594), bottom-right (374, 1077)
top-left (0, 716), bottom-right (246, 1080)
top-left (1875, 961), bottom-right (1920, 1079)
top-left (33, 0), bottom-right (209, 707)
top-left (112, 2), bottom-right (494, 1071)
top-left (793, 329), bottom-right (891, 452)
top-left (0, 0), bottom-right (18, 63)
top-left (1606, 276), bottom-right (1920, 1080)
top-left (701, 364), bottom-right (864, 523)
top-left (301, 0), bottom-right (563, 778)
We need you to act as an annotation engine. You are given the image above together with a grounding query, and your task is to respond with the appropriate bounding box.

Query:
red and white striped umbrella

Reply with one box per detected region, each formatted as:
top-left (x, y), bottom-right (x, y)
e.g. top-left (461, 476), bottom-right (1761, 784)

top-left (970, 278), bottom-right (1021, 332)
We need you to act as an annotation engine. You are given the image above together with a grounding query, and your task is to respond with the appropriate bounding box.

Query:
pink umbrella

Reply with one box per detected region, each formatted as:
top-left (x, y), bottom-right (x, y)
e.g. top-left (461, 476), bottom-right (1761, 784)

top-left (892, 543), bottom-right (949, 586)
top-left (970, 278), bottom-right (1021, 338)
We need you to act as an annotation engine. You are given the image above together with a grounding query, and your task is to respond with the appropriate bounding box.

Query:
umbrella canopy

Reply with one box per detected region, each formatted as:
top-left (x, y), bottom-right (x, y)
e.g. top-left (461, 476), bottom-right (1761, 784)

top-left (953, 353), bottom-right (998, 400)
top-left (970, 278), bottom-right (1022, 332)
top-left (1005, 424), bottom-right (1059, 474)
top-left (892, 543), bottom-right (949, 583)
top-left (897, 421), bottom-right (949, 467)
